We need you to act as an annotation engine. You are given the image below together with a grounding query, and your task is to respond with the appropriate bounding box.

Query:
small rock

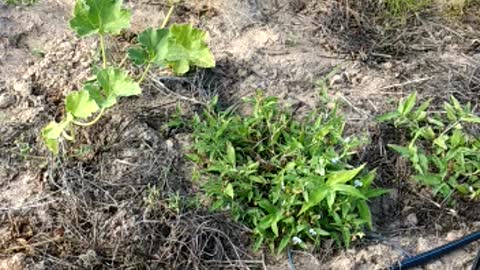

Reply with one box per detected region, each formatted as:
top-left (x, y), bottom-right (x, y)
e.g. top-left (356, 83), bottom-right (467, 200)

top-left (446, 231), bottom-right (463, 242)
top-left (12, 81), bottom-right (29, 95)
top-left (165, 139), bottom-right (174, 151)
top-left (425, 260), bottom-right (444, 270)
top-left (0, 92), bottom-right (15, 108)
top-left (417, 237), bottom-right (430, 252)
top-left (404, 213), bottom-right (418, 227)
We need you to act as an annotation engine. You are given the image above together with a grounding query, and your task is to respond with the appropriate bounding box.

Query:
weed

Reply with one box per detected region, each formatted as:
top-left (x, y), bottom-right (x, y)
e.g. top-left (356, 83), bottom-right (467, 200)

top-left (31, 48), bottom-right (45, 58)
top-left (2, 0), bottom-right (37, 6)
top-left (144, 185), bottom-right (162, 208)
top-left (41, 0), bottom-right (215, 154)
top-left (188, 91), bottom-right (388, 253)
top-left (378, 92), bottom-right (480, 200)
top-left (383, 0), bottom-right (432, 18)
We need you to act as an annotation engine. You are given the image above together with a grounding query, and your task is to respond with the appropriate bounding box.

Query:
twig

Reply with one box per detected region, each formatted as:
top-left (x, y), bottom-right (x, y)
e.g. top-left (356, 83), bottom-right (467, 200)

top-left (1, 237), bottom-right (62, 253)
top-left (150, 76), bottom-right (206, 105)
top-left (379, 77), bottom-right (433, 90)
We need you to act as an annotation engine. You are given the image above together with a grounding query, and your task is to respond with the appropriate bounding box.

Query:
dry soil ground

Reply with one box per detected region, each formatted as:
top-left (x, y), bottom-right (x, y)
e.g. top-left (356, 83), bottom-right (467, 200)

top-left (1, 0), bottom-right (480, 269)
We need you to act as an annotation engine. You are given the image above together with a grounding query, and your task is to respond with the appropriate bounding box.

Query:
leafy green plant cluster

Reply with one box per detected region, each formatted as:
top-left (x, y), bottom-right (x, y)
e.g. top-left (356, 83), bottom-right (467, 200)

top-left (188, 91), bottom-right (388, 253)
top-left (41, 0), bottom-right (214, 154)
top-left (2, 0), bottom-right (37, 5)
top-left (379, 92), bottom-right (480, 200)
top-left (383, 0), bottom-right (432, 17)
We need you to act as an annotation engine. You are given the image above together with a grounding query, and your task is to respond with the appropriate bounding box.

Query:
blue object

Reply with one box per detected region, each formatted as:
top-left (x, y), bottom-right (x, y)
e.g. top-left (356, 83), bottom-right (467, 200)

top-left (389, 231), bottom-right (480, 270)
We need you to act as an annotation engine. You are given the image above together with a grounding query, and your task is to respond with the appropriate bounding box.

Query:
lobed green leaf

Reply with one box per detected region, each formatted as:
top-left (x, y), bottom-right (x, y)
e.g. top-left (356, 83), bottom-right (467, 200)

top-left (69, 0), bottom-right (131, 37)
top-left (128, 27), bottom-right (170, 66)
top-left (65, 90), bottom-right (100, 119)
top-left (166, 24), bottom-right (215, 75)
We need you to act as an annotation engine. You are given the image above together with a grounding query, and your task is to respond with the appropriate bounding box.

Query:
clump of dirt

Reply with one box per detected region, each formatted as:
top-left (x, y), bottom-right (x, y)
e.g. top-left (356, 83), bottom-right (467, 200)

top-left (24, 36), bottom-right (95, 114)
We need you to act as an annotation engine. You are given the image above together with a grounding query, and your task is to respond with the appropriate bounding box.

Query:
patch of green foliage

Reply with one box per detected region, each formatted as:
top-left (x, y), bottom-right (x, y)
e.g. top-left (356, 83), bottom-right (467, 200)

top-left (188, 91), bottom-right (389, 253)
top-left (41, 0), bottom-right (215, 154)
top-left (383, 0), bottom-right (432, 18)
top-left (2, 0), bottom-right (37, 5)
top-left (378, 92), bottom-right (480, 200)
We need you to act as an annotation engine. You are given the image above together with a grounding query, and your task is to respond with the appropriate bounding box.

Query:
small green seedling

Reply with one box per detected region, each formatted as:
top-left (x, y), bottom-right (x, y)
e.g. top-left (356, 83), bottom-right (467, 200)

top-left (41, 0), bottom-right (215, 154)
top-left (378, 92), bottom-right (480, 200)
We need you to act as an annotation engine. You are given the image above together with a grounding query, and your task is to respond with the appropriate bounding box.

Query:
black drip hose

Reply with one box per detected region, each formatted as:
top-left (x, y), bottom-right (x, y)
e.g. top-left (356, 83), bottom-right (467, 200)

top-left (389, 231), bottom-right (480, 270)
top-left (472, 248), bottom-right (480, 270)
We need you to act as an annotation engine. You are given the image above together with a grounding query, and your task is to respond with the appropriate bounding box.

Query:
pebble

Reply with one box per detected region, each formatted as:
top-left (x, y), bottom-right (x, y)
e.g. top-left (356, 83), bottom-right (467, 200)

top-left (0, 92), bottom-right (15, 109)
top-left (404, 213), bottom-right (418, 227)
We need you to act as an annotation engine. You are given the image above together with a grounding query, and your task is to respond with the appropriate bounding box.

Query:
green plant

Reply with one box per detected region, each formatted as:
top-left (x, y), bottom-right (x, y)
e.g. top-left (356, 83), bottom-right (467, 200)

top-left (188, 91), bottom-right (388, 253)
top-left (2, 0), bottom-right (37, 5)
top-left (383, 0), bottom-right (432, 18)
top-left (41, 0), bottom-right (215, 154)
top-left (378, 92), bottom-right (480, 200)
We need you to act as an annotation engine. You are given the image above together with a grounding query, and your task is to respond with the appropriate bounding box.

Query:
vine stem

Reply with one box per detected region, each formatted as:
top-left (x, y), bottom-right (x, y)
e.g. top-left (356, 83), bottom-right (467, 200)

top-left (73, 108), bottom-right (106, 127)
top-left (161, 4), bottom-right (175, 28)
top-left (99, 34), bottom-right (107, 69)
top-left (138, 62), bottom-right (152, 84)
top-left (62, 130), bottom-right (75, 141)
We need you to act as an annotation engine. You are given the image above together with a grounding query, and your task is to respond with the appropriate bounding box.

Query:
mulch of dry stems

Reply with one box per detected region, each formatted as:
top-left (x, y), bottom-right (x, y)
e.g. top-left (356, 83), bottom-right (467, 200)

top-left (0, 102), bottom-right (253, 269)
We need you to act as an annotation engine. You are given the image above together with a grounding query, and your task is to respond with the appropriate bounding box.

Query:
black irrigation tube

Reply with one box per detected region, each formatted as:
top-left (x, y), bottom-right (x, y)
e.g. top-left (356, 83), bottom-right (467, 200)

top-left (388, 231), bottom-right (480, 270)
top-left (286, 231), bottom-right (480, 270)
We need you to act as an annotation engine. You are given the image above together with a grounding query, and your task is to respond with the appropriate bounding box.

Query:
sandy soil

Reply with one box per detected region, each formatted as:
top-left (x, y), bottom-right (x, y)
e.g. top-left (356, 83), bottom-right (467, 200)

top-left (0, 0), bottom-right (479, 269)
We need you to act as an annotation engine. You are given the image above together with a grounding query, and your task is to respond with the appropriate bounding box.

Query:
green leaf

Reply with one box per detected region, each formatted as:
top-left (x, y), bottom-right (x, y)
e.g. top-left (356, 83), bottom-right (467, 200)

top-left (414, 99), bottom-right (432, 121)
top-left (166, 24), bottom-right (215, 75)
top-left (69, 0), bottom-right (131, 37)
top-left (433, 135), bottom-right (448, 150)
top-left (342, 227), bottom-right (351, 248)
top-left (327, 192), bottom-right (336, 209)
top-left (271, 220), bottom-right (279, 236)
top-left (414, 174), bottom-right (442, 186)
top-left (258, 200), bottom-right (277, 214)
top-left (65, 90), bottom-right (100, 119)
top-left (128, 27), bottom-right (170, 66)
top-left (428, 117), bottom-right (445, 127)
top-left (399, 92), bottom-right (417, 115)
top-left (253, 237), bottom-right (264, 251)
top-left (418, 127), bottom-right (435, 140)
top-left (377, 111), bottom-right (400, 122)
top-left (326, 164), bottom-right (365, 186)
top-left (41, 113), bottom-right (74, 154)
top-left (226, 142), bottom-right (236, 166)
top-left (92, 68), bottom-right (141, 108)
top-left (365, 188), bottom-right (390, 198)
top-left (461, 116), bottom-right (480, 124)
top-left (450, 96), bottom-right (462, 112)
top-left (388, 144), bottom-right (410, 157)
top-left (331, 184), bottom-right (366, 199)
top-left (444, 102), bottom-right (457, 121)
top-left (278, 235), bottom-right (291, 254)
top-left (357, 200), bottom-right (372, 229)
top-left (299, 186), bottom-right (328, 215)
top-left (224, 183), bottom-right (234, 199)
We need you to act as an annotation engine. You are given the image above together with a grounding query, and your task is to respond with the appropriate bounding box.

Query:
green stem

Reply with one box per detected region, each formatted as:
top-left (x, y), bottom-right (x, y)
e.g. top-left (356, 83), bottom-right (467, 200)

top-left (62, 130), bottom-right (75, 141)
top-left (161, 4), bottom-right (175, 28)
top-left (73, 108), bottom-right (106, 127)
top-left (118, 54), bottom-right (128, 68)
top-left (138, 62), bottom-right (152, 85)
top-left (99, 34), bottom-right (107, 69)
